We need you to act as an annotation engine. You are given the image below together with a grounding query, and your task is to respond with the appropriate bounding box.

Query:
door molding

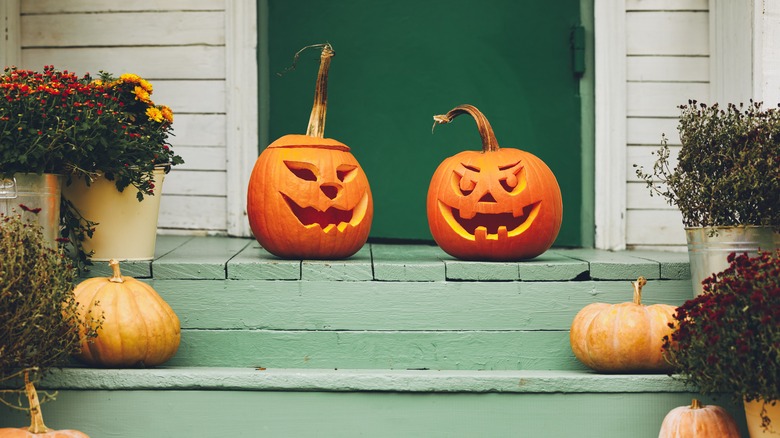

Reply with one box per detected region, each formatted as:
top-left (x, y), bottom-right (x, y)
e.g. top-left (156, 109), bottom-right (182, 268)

top-left (593, 0), bottom-right (627, 250)
top-left (225, 1), bottom-right (259, 237)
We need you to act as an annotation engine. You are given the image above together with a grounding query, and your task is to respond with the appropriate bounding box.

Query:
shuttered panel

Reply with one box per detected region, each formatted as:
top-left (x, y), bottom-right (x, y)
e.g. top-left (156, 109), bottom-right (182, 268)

top-left (624, 0), bottom-right (709, 249)
top-left (19, 1), bottom-right (229, 233)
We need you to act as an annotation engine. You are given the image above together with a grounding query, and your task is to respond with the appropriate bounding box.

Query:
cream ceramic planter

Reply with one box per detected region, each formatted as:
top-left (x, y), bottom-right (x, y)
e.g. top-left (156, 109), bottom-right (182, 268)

top-left (745, 399), bottom-right (780, 437)
top-left (62, 168), bottom-right (165, 261)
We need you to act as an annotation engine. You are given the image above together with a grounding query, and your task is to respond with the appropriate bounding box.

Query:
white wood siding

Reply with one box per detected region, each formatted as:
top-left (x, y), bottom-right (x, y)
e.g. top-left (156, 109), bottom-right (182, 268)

top-left (624, 0), bottom-right (710, 250)
top-left (18, 0), bottom-right (230, 234)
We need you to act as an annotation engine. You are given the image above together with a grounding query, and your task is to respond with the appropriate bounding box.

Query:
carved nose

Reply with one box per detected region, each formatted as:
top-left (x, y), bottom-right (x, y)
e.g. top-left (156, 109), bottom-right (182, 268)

top-left (320, 183), bottom-right (341, 200)
top-left (478, 192), bottom-right (497, 203)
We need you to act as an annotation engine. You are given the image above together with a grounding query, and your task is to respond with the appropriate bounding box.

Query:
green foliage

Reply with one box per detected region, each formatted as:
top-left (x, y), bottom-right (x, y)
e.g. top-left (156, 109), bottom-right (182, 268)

top-left (664, 250), bottom-right (780, 428)
top-left (636, 100), bottom-right (780, 229)
top-left (0, 212), bottom-right (99, 376)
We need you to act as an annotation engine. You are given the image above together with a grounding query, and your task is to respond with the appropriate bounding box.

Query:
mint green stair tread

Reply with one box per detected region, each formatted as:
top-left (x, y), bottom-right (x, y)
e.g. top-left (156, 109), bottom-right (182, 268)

top-left (558, 248), bottom-right (665, 280)
top-left (301, 245), bottom-right (373, 281)
top-left (152, 236), bottom-right (252, 279)
top-left (444, 251), bottom-right (589, 281)
top-left (228, 241), bottom-right (301, 280)
top-left (371, 244), bottom-right (447, 281)
top-left (78, 235), bottom-right (194, 279)
top-left (35, 368), bottom-right (692, 393)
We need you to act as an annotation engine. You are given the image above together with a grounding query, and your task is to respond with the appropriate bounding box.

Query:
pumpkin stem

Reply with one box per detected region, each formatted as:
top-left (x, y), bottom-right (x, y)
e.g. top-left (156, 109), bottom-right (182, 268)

top-left (432, 104), bottom-right (500, 153)
top-left (632, 276), bottom-right (647, 305)
top-left (24, 369), bottom-right (49, 433)
top-left (305, 43), bottom-right (335, 138)
top-left (690, 398), bottom-right (702, 409)
top-left (108, 259), bottom-right (124, 284)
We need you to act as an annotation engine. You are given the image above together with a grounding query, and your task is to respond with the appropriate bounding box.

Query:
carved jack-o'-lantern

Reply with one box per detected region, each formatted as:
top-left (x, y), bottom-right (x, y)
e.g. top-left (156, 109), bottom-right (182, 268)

top-left (247, 44), bottom-right (373, 259)
top-left (427, 105), bottom-right (562, 261)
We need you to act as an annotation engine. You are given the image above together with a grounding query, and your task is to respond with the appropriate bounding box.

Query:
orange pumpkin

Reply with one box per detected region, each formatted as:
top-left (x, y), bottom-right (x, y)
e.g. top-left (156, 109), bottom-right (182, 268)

top-left (72, 260), bottom-right (180, 367)
top-left (0, 371), bottom-right (90, 437)
top-left (658, 399), bottom-right (741, 437)
top-left (427, 104), bottom-right (562, 261)
top-left (569, 277), bottom-right (676, 373)
top-left (247, 43), bottom-right (373, 259)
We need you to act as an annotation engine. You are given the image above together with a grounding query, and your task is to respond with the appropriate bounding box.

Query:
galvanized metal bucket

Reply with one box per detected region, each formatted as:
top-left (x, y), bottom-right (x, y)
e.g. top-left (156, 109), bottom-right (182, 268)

top-left (685, 226), bottom-right (780, 297)
top-left (0, 173), bottom-right (62, 245)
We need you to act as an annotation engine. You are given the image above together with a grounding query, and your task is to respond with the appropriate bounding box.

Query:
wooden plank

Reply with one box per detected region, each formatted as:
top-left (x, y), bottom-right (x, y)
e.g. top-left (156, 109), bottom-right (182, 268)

top-left (371, 244), bottom-right (446, 281)
top-left (626, 11), bottom-right (709, 56)
top-left (628, 250), bottom-right (691, 279)
top-left (626, 209), bottom-right (687, 246)
top-left (627, 56), bottom-right (708, 82)
top-left (626, 182), bottom-right (678, 210)
top-left (444, 260), bottom-right (519, 281)
top-left (169, 114), bottom-right (226, 146)
top-left (157, 194), bottom-right (227, 231)
top-left (627, 117), bottom-right (681, 145)
top-left (150, 279), bottom-right (692, 331)
top-left (151, 80), bottom-right (226, 114)
top-left (77, 236), bottom-right (192, 279)
top-left (21, 11), bottom-right (224, 47)
top-left (443, 252), bottom-right (588, 281)
top-left (626, 144), bottom-right (680, 181)
top-left (227, 241), bottom-right (301, 280)
top-left (167, 329), bottom-right (585, 370)
top-left (301, 246), bottom-right (373, 281)
top-left (21, 0), bottom-right (224, 13)
top-left (556, 249), bottom-right (661, 279)
top-left (626, 0), bottom-right (708, 10)
top-left (174, 146), bottom-right (227, 171)
top-left (162, 170), bottom-right (226, 197)
top-left (627, 82), bottom-right (710, 117)
top-left (21, 46), bottom-right (225, 79)
top-left (1, 390), bottom-right (745, 438)
top-left (153, 236), bottom-right (250, 279)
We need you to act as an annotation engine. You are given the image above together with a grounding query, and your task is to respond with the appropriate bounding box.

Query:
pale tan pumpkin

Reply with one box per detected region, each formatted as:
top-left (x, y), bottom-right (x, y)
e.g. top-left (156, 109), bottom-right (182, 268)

top-left (569, 277), bottom-right (676, 373)
top-left (658, 399), bottom-right (741, 437)
top-left (0, 371), bottom-right (90, 437)
top-left (73, 259), bottom-right (180, 367)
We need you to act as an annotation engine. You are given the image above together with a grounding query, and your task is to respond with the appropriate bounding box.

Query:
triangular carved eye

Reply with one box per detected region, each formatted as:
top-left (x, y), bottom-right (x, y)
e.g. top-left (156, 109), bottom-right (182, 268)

top-left (284, 161), bottom-right (318, 181)
top-left (336, 164), bottom-right (358, 183)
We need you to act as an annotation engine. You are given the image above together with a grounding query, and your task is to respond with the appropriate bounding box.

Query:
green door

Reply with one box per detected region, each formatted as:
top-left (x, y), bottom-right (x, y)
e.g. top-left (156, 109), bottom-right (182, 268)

top-left (262, 0), bottom-right (585, 246)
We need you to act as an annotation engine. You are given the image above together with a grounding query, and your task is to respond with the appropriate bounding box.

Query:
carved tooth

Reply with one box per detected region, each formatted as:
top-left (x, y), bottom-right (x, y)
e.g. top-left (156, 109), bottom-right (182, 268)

top-left (498, 226), bottom-right (508, 240)
top-left (475, 226), bottom-right (488, 241)
top-left (337, 222), bottom-right (349, 232)
top-left (323, 224), bottom-right (336, 233)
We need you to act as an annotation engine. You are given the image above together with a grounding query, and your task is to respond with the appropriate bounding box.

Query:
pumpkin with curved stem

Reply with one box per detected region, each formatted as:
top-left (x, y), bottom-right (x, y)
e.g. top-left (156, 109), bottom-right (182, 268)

top-left (247, 43), bottom-right (373, 259)
top-left (72, 260), bottom-right (180, 367)
top-left (428, 104), bottom-right (563, 261)
top-left (0, 371), bottom-right (90, 437)
top-left (658, 399), bottom-right (741, 437)
top-left (569, 277), bottom-right (677, 373)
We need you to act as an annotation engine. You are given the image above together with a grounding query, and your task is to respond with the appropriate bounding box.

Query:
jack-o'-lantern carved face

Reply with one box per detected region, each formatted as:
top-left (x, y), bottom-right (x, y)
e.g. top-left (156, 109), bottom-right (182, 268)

top-left (427, 105), bottom-right (562, 261)
top-left (248, 135), bottom-right (373, 259)
top-left (247, 43), bottom-right (373, 259)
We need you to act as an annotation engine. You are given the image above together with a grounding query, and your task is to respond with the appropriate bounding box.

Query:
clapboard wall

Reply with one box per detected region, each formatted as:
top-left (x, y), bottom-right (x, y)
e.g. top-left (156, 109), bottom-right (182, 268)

top-left (623, 0), bottom-right (709, 250)
top-left (18, 0), bottom-right (231, 234)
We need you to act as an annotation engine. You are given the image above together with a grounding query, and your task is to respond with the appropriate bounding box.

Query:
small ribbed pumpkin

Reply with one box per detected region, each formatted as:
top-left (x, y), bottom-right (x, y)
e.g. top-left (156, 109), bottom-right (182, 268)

top-left (427, 104), bottom-right (563, 261)
top-left (569, 277), bottom-right (676, 373)
top-left (658, 399), bottom-right (741, 437)
top-left (72, 259), bottom-right (180, 367)
top-left (0, 371), bottom-right (90, 437)
top-left (246, 43), bottom-right (373, 259)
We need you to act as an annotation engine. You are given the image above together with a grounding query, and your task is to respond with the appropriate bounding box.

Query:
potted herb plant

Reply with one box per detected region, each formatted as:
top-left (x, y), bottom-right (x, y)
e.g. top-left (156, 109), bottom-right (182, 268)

top-left (663, 250), bottom-right (780, 437)
top-left (0, 212), bottom-right (100, 435)
top-left (636, 100), bottom-right (780, 296)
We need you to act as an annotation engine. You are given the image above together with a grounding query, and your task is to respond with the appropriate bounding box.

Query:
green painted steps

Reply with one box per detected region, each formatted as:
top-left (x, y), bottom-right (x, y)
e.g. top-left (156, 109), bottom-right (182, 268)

top-left (2, 236), bottom-right (742, 437)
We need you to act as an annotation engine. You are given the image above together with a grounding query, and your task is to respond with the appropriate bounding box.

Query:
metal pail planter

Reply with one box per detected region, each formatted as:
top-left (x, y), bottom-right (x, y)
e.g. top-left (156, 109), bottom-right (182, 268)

top-left (685, 226), bottom-right (780, 297)
top-left (0, 173), bottom-right (62, 245)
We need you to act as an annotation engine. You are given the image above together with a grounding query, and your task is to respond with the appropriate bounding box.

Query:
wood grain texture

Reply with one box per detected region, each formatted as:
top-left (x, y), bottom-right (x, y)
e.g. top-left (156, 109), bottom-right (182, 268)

top-left (153, 236), bottom-right (251, 279)
top-left (227, 241), bottom-right (302, 280)
top-left (371, 244), bottom-right (447, 281)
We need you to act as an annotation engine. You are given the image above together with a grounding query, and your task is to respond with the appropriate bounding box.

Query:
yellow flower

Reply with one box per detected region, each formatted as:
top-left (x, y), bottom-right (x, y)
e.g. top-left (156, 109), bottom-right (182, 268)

top-left (91, 79), bottom-right (103, 87)
top-left (119, 73), bottom-right (142, 84)
top-left (146, 106), bottom-right (163, 123)
top-left (138, 78), bottom-right (153, 93)
top-left (160, 105), bottom-right (174, 123)
top-left (133, 86), bottom-right (152, 104)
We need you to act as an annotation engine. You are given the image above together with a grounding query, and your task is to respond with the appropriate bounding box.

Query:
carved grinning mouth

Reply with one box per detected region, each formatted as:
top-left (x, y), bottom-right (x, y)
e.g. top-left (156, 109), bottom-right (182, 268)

top-left (438, 200), bottom-right (541, 241)
top-left (282, 192), bottom-right (369, 233)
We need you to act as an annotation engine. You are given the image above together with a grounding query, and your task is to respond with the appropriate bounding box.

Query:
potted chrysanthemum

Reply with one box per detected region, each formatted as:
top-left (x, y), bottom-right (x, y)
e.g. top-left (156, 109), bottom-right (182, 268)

top-left (663, 250), bottom-right (780, 437)
top-left (60, 70), bottom-right (183, 264)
